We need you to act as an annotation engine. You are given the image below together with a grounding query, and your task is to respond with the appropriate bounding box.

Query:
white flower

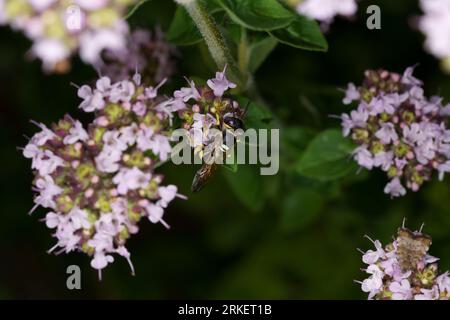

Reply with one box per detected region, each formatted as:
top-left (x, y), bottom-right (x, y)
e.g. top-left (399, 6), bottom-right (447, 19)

top-left (63, 120), bottom-right (89, 144)
top-left (390, 279), bottom-right (413, 300)
top-left (419, 0), bottom-right (450, 59)
top-left (91, 252), bottom-right (115, 271)
top-left (95, 149), bottom-right (122, 173)
top-left (174, 79), bottom-right (201, 102)
top-left (79, 24), bottom-right (128, 64)
top-left (32, 175), bottom-right (63, 212)
top-left (343, 83), bottom-right (360, 105)
top-left (33, 150), bottom-right (64, 176)
top-left (109, 80), bottom-right (136, 103)
top-left (384, 178), bottom-right (406, 198)
top-left (353, 147), bottom-right (374, 170)
top-left (31, 39), bottom-right (71, 70)
top-left (375, 123), bottom-right (398, 144)
top-left (206, 66), bottom-right (237, 97)
top-left (362, 240), bottom-right (385, 265)
top-left (29, 121), bottom-right (56, 146)
top-left (78, 85), bottom-right (105, 112)
top-left (361, 265), bottom-right (384, 299)
top-left (297, 0), bottom-right (358, 23)
top-left (113, 167), bottom-right (151, 195)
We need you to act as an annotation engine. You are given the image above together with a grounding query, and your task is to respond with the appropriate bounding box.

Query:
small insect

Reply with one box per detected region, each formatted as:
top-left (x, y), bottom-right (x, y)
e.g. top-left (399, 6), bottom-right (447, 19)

top-left (191, 103), bottom-right (248, 193)
top-left (396, 222), bottom-right (432, 272)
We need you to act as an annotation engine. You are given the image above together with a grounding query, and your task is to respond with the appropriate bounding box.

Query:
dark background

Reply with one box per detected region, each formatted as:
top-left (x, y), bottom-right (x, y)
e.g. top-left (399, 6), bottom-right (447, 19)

top-left (1, 0), bottom-right (449, 299)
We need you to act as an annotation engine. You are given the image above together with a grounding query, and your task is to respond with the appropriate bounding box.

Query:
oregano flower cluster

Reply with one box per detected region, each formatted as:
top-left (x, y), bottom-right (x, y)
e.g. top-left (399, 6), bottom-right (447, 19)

top-left (23, 74), bottom-right (186, 279)
top-left (22, 67), bottom-right (245, 278)
top-left (175, 67), bottom-right (244, 164)
top-left (340, 67), bottom-right (450, 197)
top-left (0, 0), bottom-right (136, 71)
top-left (358, 224), bottom-right (450, 300)
top-left (96, 28), bottom-right (177, 85)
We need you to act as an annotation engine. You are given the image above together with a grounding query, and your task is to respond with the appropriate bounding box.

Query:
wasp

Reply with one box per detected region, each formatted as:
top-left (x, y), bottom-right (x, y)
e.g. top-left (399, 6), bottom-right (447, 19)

top-left (191, 103), bottom-right (247, 193)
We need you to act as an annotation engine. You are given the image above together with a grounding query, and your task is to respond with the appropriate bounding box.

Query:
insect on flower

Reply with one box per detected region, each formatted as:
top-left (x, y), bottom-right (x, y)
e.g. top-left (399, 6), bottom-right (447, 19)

top-left (357, 220), bottom-right (450, 300)
top-left (191, 106), bottom-right (248, 193)
top-left (172, 67), bottom-right (246, 192)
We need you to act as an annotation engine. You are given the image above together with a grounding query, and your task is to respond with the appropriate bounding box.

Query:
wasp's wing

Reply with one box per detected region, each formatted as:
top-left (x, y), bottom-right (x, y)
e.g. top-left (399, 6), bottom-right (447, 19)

top-left (191, 163), bottom-right (218, 193)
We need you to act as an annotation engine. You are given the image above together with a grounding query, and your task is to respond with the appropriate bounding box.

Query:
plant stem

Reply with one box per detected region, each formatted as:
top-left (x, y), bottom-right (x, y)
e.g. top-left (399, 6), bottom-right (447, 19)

top-left (174, 0), bottom-right (242, 86)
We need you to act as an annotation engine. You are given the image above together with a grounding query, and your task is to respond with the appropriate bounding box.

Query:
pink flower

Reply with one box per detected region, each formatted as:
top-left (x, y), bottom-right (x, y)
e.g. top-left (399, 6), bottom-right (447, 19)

top-left (75, 0), bottom-right (108, 10)
top-left (436, 272), bottom-right (450, 293)
top-left (174, 79), bottom-right (201, 102)
top-left (415, 286), bottom-right (440, 300)
top-left (150, 134), bottom-right (172, 161)
top-left (109, 80), bottom-right (136, 103)
top-left (361, 265), bottom-right (384, 299)
top-left (353, 147), bottom-right (374, 170)
top-left (384, 178), bottom-right (406, 198)
top-left (207, 66), bottom-right (237, 97)
top-left (389, 279), bottom-right (413, 300)
top-left (375, 123), bottom-right (399, 144)
top-left (63, 120), bottom-right (89, 144)
top-left (31, 39), bottom-right (70, 70)
top-left (33, 150), bottom-right (64, 176)
top-left (343, 83), bottom-right (360, 105)
top-left (79, 25), bottom-right (128, 64)
top-left (113, 167), bottom-right (151, 195)
top-left (362, 239), bottom-right (385, 264)
top-left (78, 85), bottom-right (105, 112)
top-left (91, 253), bottom-right (114, 272)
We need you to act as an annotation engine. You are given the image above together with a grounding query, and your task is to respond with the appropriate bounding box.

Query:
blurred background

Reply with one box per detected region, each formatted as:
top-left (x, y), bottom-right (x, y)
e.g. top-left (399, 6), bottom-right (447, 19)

top-left (1, 0), bottom-right (450, 299)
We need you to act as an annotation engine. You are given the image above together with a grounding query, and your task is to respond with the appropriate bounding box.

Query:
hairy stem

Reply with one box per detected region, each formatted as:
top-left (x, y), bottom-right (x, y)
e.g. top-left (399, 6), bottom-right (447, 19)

top-left (174, 0), bottom-right (242, 86)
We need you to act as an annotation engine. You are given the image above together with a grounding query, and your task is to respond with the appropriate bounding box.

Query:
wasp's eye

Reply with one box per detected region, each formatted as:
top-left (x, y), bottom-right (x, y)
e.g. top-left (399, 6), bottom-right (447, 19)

top-left (224, 117), bottom-right (245, 130)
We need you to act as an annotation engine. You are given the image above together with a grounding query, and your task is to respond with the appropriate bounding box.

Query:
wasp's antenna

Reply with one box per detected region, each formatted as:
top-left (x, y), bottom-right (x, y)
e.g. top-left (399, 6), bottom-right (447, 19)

top-left (419, 223), bottom-right (425, 233)
top-left (402, 217), bottom-right (407, 228)
top-left (70, 82), bottom-right (80, 89)
top-left (356, 248), bottom-right (365, 255)
top-left (241, 100), bottom-right (251, 118)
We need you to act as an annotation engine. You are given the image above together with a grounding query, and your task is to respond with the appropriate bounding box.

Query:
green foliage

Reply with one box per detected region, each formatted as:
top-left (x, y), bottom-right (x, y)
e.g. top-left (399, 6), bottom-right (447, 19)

top-left (223, 165), bottom-right (265, 212)
top-left (214, 0), bottom-right (295, 31)
top-left (281, 188), bottom-right (324, 232)
top-left (269, 16), bottom-right (328, 51)
top-left (169, 0), bottom-right (328, 76)
top-left (167, 6), bottom-right (203, 45)
top-left (297, 129), bottom-right (357, 181)
top-left (247, 36), bottom-right (278, 73)
top-left (235, 96), bottom-right (273, 129)
top-left (125, 0), bottom-right (152, 20)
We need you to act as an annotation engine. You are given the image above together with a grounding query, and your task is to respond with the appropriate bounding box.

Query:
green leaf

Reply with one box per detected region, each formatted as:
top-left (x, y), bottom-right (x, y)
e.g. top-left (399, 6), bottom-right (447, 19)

top-left (223, 162), bottom-right (238, 173)
top-left (124, 0), bottom-right (151, 20)
top-left (281, 188), bottom-right (324, 232)
top-left (216, 0), bottom-right (295, 31)
top-left (296, 129), bottom-right (356, 181)
top-left (167, 6), bottom-right (202, 46)
top-left (222, 149), bottom-right (239, 173)
top-left (248, 36), bottom-right (278, 73)
top-left (223, 165), bottom-right (264, 211)
top-left (269, 15), bottom-right (328, 51)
